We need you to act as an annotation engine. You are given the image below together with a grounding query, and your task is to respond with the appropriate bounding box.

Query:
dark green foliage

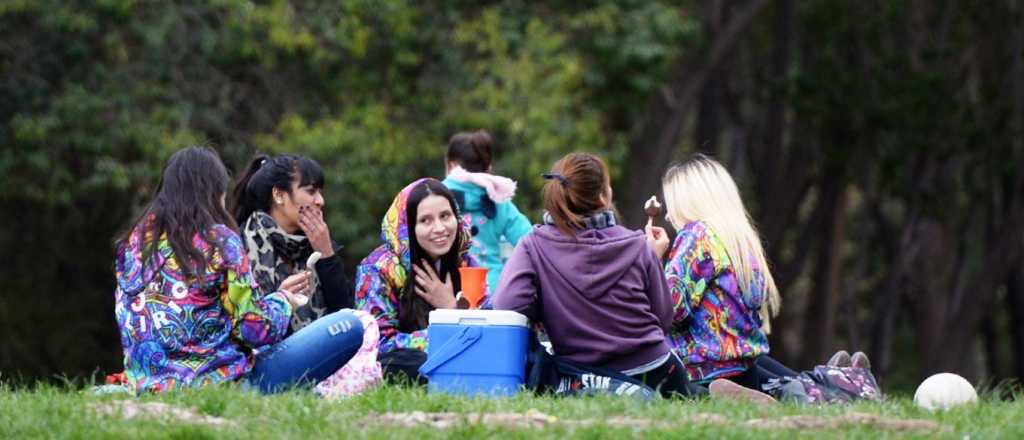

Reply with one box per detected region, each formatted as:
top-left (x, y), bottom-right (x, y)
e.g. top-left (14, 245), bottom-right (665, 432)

top-left (2, 0), bottom-right (1022, 391)
top-left (0, 0), bottom-right (695, 380)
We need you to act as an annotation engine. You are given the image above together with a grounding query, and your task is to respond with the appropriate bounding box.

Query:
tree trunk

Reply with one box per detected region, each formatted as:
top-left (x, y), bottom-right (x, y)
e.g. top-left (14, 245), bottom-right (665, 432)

top-left (905, 219), bottom-right (956, 378)
top-left (694, 0), bottom-right (725, 154)
top-left (981, 312), bottom-right (1003, 382)
top-left (865, 198), bottom-right (918, 382)
top-left (755, 0), bottom-right (793, 208)
top-left (623, 0), bottom-right (772, 227)
top-left (1009, 271), bottom-right (1024, 381)
top-left (800, 169), bottom-right (847, 367)
top-left (695, 75), bottom-right (722, 154)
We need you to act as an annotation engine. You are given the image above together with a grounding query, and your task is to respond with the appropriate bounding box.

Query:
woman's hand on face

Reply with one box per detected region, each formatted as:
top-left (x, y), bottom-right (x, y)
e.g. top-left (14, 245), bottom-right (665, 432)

top-left (279, 271), bottom-right (311, 297)
top-left (414, 261), bottom-right (456, 309)
top-left (645, 224), bottom-right (670, 259)
top-left (297, 205), bottom-right (334, 258)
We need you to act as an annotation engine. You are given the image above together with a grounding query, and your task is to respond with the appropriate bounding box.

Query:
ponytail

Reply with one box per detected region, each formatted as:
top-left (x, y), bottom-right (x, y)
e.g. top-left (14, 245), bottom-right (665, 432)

top-left (542, 153), bottom-right (611, 238)
top-left (230, 154), bottom-right (270, 226)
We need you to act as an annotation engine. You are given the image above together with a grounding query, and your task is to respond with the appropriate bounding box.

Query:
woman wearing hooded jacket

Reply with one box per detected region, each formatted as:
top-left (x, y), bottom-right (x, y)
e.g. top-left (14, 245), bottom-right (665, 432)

top-left (492, 152), bottom-right (699, 398)
top-left (354, 178), bottom-right (479, 380)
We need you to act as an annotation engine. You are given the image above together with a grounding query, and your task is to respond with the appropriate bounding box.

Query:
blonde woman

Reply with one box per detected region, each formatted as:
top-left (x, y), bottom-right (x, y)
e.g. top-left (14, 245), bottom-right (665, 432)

top-left (647, 154), bottom-right (802, 396)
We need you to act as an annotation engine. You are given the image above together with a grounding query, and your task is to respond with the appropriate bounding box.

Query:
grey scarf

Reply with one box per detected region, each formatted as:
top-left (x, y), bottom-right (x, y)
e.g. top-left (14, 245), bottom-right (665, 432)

top-left (542, 209), bottom-right (618, 230)
top-left (242, 211), bottom-right (324, 332)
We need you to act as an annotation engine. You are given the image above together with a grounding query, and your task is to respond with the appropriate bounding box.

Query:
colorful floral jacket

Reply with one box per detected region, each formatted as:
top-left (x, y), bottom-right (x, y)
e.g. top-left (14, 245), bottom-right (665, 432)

top-left (354, 178), bottom-right (477, 354)
top-left (114, 222), bottom-right (291, 393)
top-left (663, 220), bottom-right (770, 382)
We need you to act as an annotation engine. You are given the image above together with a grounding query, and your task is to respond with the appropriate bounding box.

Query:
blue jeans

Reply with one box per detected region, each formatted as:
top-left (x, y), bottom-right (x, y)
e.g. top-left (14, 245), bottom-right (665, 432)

top-left (247, 310), bottom-right (364, 394)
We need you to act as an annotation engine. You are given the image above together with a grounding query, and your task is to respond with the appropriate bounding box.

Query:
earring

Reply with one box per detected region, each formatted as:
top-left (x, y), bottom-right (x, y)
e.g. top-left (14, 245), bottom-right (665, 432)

top-left (276, 199), bottom-right (283, 204)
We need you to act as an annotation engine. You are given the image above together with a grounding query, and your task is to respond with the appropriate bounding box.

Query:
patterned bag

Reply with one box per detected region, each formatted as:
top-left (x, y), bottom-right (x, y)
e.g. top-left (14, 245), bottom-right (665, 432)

top-left (763, 365), bottom-right (882, 404)
top-left (315, 310), bottom-right (384, 399)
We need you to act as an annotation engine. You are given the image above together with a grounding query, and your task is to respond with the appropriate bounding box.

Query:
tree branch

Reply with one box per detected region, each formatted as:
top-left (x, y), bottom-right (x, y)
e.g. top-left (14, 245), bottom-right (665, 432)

top-left (623, 0), bottom-right (772, 226)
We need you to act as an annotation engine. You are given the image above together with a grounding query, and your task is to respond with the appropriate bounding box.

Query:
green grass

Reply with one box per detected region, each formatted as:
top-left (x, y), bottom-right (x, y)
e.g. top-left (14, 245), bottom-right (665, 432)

top-left (1, 382), bottom-right (1022, 439)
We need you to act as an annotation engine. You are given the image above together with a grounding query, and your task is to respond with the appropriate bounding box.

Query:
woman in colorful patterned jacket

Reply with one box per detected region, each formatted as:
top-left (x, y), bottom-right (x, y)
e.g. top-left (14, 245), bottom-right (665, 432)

top-left (651, 154), bottom-right (876, 403)
top-left (644, 154), bottom-right (793, 397)
top-left (114, 147), bottom-right (363, 394)
top-left (649, 154), bottom-right (877, 401)
top-left (354, 178), bottom-right (477, 380)
top-left (231, 154), bottom-right (354, 334)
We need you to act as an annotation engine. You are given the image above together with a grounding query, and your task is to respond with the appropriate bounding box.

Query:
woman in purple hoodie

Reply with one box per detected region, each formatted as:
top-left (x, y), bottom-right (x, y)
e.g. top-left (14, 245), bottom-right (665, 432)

top-left (492, 152), bottom-right (696, 398)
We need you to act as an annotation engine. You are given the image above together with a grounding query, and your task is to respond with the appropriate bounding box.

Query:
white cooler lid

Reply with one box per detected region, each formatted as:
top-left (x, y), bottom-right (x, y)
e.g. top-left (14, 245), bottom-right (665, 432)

top-left (429, 309), bottom-right (529, 327)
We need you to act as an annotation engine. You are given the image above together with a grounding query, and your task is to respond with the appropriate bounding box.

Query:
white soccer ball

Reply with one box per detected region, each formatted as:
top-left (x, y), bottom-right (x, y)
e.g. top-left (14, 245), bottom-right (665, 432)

top-left (913, 373), bottom-right (978, 410)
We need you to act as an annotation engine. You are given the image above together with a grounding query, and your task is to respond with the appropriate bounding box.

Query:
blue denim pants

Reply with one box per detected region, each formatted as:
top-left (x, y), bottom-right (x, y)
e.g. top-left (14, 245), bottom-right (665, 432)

top-left (246, 309), bottom-right (364, 394)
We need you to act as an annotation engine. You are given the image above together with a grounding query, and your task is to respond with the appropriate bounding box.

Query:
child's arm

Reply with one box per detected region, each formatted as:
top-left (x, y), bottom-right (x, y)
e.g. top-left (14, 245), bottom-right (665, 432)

top-left (498, 201), bottom-right (534, 246)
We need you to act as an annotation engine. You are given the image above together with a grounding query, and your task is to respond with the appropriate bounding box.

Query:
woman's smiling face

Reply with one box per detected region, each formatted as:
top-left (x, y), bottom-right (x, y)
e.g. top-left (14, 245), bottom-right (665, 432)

top-left (414, 194), bottom-right (458, 260)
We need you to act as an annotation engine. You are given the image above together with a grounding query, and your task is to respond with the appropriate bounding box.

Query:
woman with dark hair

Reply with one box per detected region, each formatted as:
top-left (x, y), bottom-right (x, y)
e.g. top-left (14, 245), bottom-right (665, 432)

top-left (114, 147), bottom-right (363, 394)
top-left (231, 154), bottom-right (353, 333)
top-left (354, 178), bottom-right (478, 379)
top-left (492, 152), bottom-right (700, 399)
top-left (442, 130), bottom-right (532, 295)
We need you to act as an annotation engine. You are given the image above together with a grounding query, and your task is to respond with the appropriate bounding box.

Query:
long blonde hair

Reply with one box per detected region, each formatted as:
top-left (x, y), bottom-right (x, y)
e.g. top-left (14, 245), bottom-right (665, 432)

top-left (661, 154), bottom-right (781, 333)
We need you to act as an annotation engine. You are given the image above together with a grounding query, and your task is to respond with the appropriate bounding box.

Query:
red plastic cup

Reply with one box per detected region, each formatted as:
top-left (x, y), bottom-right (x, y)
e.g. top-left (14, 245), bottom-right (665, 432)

top-left (458, 267), bottom-right (488, 309)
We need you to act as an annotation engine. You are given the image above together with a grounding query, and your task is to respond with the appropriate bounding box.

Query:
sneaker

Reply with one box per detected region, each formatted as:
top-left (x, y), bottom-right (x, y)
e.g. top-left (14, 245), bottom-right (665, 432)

top-left (708, 379), bottom-right (777, 405)
top-left (827, 350), bottom-right (852, 367)
top-left (851, 351), bottom-right (871, 369)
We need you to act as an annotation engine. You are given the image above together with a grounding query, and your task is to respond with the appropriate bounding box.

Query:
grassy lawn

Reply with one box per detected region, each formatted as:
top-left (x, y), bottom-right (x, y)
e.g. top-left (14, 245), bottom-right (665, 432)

top-left (1, 382), bottom-right (1021, 439)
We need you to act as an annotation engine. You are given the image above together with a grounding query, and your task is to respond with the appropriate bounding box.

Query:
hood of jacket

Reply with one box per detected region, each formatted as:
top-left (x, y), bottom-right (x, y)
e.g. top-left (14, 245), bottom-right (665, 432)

top-left (115, 219), bottom-right (169, 297)
top-left (526, 224), bottom-right (650, 300)
top-left (376, 178), bottom-right (473, 287)
top-left (444, 166), bottom-right (516, 207)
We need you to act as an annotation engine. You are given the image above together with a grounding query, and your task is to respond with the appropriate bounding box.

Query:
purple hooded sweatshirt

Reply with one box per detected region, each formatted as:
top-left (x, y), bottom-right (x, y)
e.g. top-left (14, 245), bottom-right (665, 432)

top-left (493, 223), bottom-right (672, 372)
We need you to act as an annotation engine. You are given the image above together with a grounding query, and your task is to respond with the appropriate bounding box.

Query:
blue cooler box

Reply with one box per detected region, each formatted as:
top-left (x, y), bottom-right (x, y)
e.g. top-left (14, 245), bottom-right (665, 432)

top-left (418, 309), bottom-right (529, 397)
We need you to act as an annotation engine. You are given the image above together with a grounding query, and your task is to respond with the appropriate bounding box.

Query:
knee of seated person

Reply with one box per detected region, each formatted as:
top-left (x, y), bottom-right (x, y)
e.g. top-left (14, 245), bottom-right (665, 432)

top-left (322, 310), bottom-right (364, 340)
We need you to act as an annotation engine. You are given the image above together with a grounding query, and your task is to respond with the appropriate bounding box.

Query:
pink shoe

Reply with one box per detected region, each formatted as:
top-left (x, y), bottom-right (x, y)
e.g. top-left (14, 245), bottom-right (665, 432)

top-left (851, 351), bottom-right (872, 369)
top-left (315, 310), bottom-right (383, 399)
top-left (709, 379), bottom-right (777, 405)
top-left (828, 350), bottom-right (852, 367)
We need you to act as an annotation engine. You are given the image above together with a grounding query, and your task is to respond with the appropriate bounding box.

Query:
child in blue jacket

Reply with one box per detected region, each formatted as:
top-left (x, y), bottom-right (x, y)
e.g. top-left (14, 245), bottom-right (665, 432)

top-left (442, 130), bottom-right (532, 295)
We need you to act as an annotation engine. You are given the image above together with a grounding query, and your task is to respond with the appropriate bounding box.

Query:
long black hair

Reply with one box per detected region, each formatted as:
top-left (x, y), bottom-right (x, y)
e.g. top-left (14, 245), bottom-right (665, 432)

top-left (115, 146), bottom-right (236, 279)
top-left (230, 153), bottom-right (325, 226)
top-left (398, 179), bottom-right (466, 332)
top-left (446, 130), bottom-right (494, 172)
